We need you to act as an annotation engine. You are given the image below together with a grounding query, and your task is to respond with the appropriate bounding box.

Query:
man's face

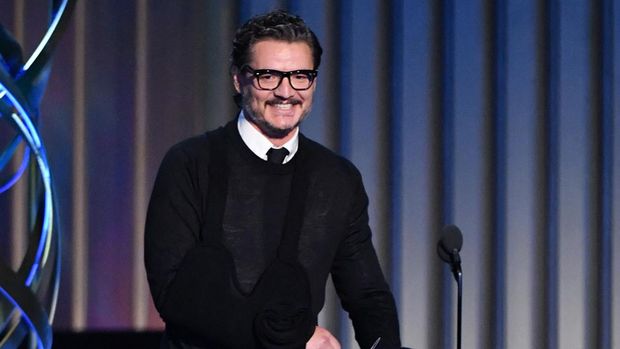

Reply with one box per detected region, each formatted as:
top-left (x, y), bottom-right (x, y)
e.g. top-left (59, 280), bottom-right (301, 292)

top-left (233, 40), bottom-right (316, 141)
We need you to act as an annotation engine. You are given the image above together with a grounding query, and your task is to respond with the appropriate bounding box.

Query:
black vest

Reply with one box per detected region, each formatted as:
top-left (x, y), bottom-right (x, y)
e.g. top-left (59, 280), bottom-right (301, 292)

top-left (161, 127), bottom-right (315, 349)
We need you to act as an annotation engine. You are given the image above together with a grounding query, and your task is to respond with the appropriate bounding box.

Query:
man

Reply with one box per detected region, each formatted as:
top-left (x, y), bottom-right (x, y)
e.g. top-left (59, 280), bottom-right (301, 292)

top-left (145, 10), bottom-right (402, 349)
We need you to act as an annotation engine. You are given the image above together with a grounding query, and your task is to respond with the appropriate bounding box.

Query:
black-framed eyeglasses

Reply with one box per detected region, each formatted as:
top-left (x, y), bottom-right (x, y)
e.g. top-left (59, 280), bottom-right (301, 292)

top-left (242, 66), bottom-right (318, 91)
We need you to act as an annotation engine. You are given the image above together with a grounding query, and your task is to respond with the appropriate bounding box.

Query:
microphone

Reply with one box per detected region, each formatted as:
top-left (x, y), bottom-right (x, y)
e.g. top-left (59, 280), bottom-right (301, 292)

top-left (437, 224), bottom-right (463, 282)
top-left (437, 224), bottom-right (464, 349)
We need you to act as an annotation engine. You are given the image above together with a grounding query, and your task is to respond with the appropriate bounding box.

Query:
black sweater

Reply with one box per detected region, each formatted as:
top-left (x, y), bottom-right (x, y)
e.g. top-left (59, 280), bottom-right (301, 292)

top-left (145, 120), bottom-right (401, 348)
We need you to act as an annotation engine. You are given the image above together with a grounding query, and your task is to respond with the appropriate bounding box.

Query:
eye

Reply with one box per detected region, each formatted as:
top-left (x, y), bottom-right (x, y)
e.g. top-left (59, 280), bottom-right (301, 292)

top-left (292, 73), bottom-right (310, 81)
top-left (258, 73), bottom-right (277, 81)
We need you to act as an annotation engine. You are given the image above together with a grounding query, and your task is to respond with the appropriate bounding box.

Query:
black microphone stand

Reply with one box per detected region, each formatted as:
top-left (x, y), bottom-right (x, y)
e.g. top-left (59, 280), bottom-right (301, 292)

top-left (456, 268), bottom-right (462, 349)
top-left (437, 225), bottom-right (464, 349)
top-left (449, 251), bottom-right (462, 349)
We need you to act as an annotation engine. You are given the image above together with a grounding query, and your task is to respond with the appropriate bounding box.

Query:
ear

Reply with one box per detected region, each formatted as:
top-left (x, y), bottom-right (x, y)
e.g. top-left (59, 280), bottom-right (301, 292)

top-left (232, 73), bottom-right (242, 93)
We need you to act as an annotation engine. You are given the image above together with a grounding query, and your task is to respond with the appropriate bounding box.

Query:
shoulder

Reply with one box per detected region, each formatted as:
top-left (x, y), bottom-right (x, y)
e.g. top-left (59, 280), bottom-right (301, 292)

top-left (162, 134), bottom-right (209, 167)
top-left (152, 126), bottom-right (230, 196)
top-left (162, 125), bottom-right (227, 165)
top-left (299, 135), bottom-right (362, 181)
top-left (154, 127), bottom-right (229, 186)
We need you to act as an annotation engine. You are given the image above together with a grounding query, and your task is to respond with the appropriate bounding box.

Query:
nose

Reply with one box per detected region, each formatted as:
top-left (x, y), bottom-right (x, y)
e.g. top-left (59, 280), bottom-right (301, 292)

top-left (273, 76), bottom-right (295, 99)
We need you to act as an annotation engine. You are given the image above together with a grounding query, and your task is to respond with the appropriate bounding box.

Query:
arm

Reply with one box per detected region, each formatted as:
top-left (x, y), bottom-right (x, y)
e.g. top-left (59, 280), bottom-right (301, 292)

top-left (144, 139), bottom-right (208, 319)
top-left (330, 171), bottom-right (401, 349)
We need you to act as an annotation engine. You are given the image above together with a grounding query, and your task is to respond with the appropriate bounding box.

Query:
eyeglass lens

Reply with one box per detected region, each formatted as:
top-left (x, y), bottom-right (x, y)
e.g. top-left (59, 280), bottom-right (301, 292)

top-left (250, 69), bottom-right (315, 90)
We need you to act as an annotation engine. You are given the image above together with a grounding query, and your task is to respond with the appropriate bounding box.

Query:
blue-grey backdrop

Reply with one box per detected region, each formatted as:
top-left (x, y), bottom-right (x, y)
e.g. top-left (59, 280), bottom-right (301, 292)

top-left (0, 1), bottom-right (618, 348)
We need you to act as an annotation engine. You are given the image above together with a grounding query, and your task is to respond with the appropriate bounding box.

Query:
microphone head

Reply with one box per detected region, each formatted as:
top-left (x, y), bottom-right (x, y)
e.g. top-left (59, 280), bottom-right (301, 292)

top-left (437, 224), bottom-right (463, 263)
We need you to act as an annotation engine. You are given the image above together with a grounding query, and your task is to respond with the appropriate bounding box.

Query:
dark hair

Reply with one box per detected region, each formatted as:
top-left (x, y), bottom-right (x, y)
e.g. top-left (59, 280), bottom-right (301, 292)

top-left (231, 10), bottom-right (323, 72)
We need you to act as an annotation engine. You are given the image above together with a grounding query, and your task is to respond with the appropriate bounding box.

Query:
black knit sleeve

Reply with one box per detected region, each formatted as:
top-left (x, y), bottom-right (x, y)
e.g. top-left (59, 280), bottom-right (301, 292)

top-left (144, 137), bottom-right (208, 314)
top-left (330, 168), bottom-right (402, 349)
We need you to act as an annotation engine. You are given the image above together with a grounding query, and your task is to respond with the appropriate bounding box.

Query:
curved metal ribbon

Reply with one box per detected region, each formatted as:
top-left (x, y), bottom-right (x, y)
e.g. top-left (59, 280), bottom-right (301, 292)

top-left (0, 1), bottom-right (76, 348)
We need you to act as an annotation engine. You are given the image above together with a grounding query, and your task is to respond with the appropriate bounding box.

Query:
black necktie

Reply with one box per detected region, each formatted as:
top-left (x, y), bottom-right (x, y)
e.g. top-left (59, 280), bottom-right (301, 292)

top-left (266, 147), bottom-right (289, 164)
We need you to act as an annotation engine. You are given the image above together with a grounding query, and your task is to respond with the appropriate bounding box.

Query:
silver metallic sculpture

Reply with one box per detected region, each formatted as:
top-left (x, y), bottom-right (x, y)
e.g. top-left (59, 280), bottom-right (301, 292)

top-left (0, 1), bottom-right (75, 348)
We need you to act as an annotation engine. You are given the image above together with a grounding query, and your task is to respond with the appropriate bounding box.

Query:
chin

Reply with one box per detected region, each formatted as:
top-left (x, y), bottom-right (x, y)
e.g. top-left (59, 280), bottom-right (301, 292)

top-left (262, 125), bottom-right (295, 139)
top-left (270, 120), bottom-right (298, 130)
top-left (265, 116), bottom-right (300, 129)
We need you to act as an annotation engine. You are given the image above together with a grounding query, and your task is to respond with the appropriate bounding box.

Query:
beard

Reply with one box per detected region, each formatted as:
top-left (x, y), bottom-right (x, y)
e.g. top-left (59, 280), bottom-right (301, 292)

top-left (242, 98), bottom-right (310, 139)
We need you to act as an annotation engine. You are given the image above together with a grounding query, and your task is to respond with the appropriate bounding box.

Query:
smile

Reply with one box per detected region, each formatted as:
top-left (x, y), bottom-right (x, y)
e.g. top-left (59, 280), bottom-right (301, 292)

top-left (272, 103), bottom-right (294, 110)
top-left (267, 100), bottom-right (302, 109)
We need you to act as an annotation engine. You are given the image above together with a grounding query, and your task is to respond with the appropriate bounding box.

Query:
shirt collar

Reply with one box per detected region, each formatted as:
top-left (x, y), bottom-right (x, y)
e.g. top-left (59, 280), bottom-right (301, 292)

top-left (237, 111), bottom-right (299, 163)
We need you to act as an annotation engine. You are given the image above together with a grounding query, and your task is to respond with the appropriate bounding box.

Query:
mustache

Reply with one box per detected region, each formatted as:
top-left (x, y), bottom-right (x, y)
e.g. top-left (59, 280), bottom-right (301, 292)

top-left (266, 98), bottom-right (302, 105)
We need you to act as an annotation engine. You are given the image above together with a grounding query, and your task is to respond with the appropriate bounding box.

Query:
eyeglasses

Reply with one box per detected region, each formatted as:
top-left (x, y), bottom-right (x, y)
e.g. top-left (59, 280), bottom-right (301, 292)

top-left (242, 66), bottom-right (318, 91)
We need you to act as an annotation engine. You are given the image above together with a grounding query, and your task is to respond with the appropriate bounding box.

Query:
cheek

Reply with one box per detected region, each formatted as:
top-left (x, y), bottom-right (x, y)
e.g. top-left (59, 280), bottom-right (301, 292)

top-left (300, 91), bottom-right (314, 105)
top-left (248, 91), bottom-right (270, 105)
top-left (241, 88), bottom-right (258, 103)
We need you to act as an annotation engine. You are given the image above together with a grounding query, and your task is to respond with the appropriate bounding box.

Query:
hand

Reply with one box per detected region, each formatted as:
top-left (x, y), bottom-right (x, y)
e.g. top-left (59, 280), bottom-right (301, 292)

top-left (305, 326), bottom-right (341, 349)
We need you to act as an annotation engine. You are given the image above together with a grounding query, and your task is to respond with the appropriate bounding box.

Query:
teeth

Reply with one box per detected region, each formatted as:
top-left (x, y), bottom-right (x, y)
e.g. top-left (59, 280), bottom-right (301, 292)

top-left (273, 103), bottom-right (293, 110)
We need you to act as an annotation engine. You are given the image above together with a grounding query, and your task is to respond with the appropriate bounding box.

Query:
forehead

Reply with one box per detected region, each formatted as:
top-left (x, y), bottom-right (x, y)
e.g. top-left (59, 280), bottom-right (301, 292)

top-left (248, 39), bottom-right (313, 70)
